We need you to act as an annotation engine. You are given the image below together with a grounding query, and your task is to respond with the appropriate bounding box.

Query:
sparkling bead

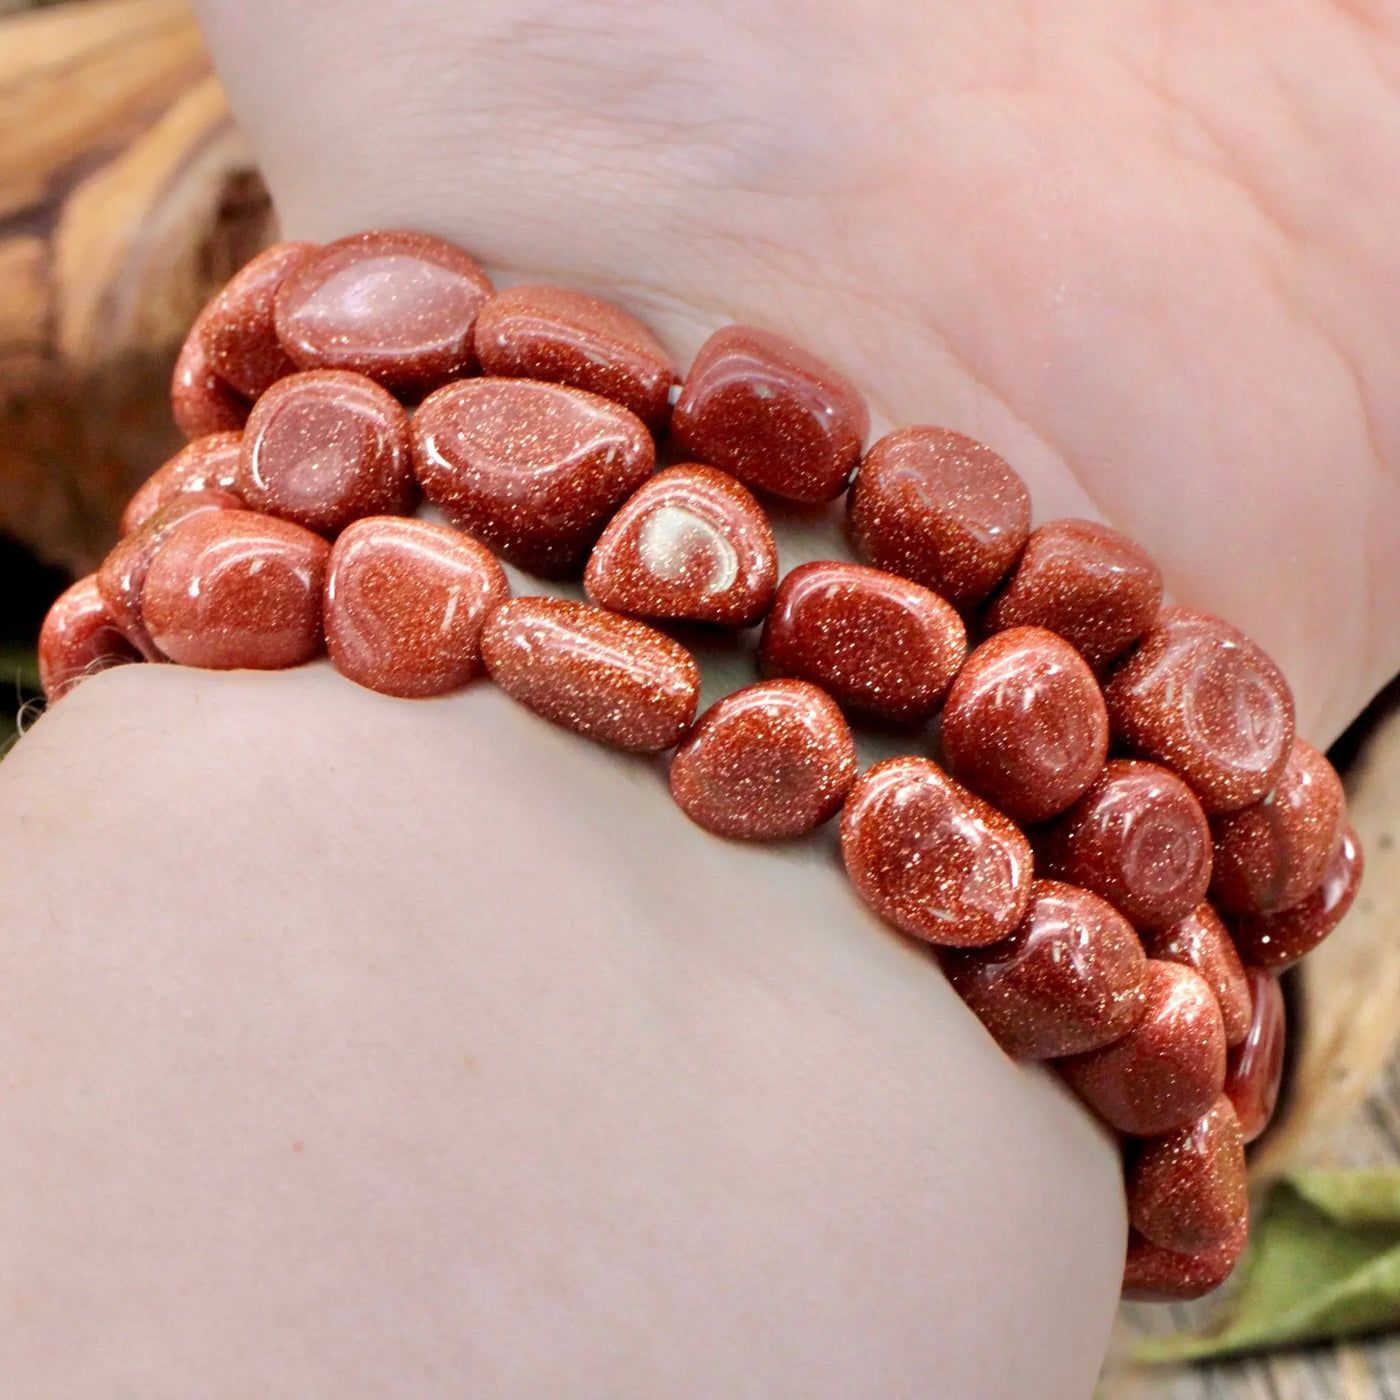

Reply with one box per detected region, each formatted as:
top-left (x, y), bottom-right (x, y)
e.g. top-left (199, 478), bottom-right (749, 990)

top-left (1122, 1219), bottom-right (1248, 1302)
top-left (38, 576), bottom-right (142, 700)
top-left (840, 755), bottom-right (1034, 947)
top-left (942, 880), bottom-right (1146, 1059)
top-left (584, 464), bottom-right (778, 626)
top-left (121, 432), bottom-right (244, 536)
top-left (170, 332), bottom-right (249, 440)
top-left (1225, 969), bottom-right (1286, 1142)
top-left (670, 325), bottom-right (869, 503)
top-left (940, 626), bottom-right (1109, 823)
top-left (481, 597), bottom-right (699, 754)
top-left (1143, 903), bottom-right (1252, 1047)
top-left (324, 517), bottom-right (510, 698)
top-left (760, 561), bottom-right (966, 724)
top-left (141, 510), bottom-right (330, 670)
top-left (1060, 960), bottom-right (1227, 1136)
top-left (1104, 607), bottom-right (1295, 813)
top-left (414, 378), bottom-right (655, 578)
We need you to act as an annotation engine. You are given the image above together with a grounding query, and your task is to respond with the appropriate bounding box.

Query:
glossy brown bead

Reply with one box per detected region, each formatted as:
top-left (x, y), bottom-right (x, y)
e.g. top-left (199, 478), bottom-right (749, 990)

top-left (274, 230), bottom-right (492, 394)
top-left (940, 627), bottom-right (1109, 823)
top-left (1225, 969), bottom-right (1286, 1142)
top-left (237, 370), bottom-right (415, 535)
top-left (414, 378), bottom-right (655, 577)
top-left (324, 517), bottom-right (510, 698)
top-left (141, 510), bottom-right (330, 670)
top-left (760, 561), bottom-right (966, 724)
top-left (38, 575), bottom-right (142, 700)
top-left (1122, 1219), bottom-right (1248, 1302)
top-left (670, 325), bottom-right (869, 503)
top-left (1060, 960), bottom-right (1227, 1136)
top-left (669, 680), bottom-right (857, 840)
top-left (481, 597), bottom-right (699, 754)
top-left (942, 880), bottom-right (1147, 1059)
top-left (170, 331), bottom-right (250, 440)
top-left (840, 756), bottom-right (1035, 948)
top-left (1105, 607), bottom-right (1295, 813)
top-left (1142, 904), bottom-right (1252, 1048)
top-left (121, 432), bottom-right (244, 536)
top-left (984, 518), bottom-right (1163, 668)
top-left (847, 426), bottom-right (1031, 608)
top-left (1210, 738), bottom-right (1346, 916)
top-left (474, 284), bottom-right (677, 432)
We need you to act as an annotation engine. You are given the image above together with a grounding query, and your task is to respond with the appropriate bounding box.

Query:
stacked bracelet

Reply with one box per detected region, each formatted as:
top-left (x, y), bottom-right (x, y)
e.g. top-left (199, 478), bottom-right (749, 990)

top-left (40, 230), bottom-right (1365, 1303)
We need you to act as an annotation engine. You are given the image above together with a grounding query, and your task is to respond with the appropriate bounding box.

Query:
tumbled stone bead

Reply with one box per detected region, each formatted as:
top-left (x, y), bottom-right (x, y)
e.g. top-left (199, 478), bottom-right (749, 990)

top-left (584, 464), bottom-right (778, 626)
top-left (1038, 760), bottom-right (1213, 929)
top-left (141, 510), bottom-right (330, 670)
top-left (669, 680), bottom-right (857, 840)
top-left (481, 597), bottom-right (699, 754)
top-left (1225, 969), bottom-right (1286, 1142)
top-left (984, 519), bottom-right (1163, 669)
top-left (1060, 960), bottom-right (1226, 1136)
top-left (670, 325), bottom-right (869, 503)
top-left (1210, 738), bottom-right (1346, 915)
top-left (274, 230), bottom-right (492, 394)
top-left (1127, 1096), bottom-right (1248, 1254)
top-left (760, 561), bottom-right (966, 725)
top-left (840, 756), bottom-right (1034, 948)
top-left (195, 241), bottom-right (317, 399)
top-left (1142, 903), bottom-right (1252, 1047)
top-left (942, 880), bottom-right (1146, 1059)
top-left (1122, 1219), bottom-right (1248, 1302)
top-left (170, 331), bottom-right (250, 440)
top-left (474, 285), bottom-right (677, 432)
top-left (1105, 607), bottom-right (1295, 813)
top-left (237, 370), bottom-right (416, 535)
top-left (324, 517), bottom-right (510, 698)
top-left (414, 378), bottom-right (655, 578)
top-left (38, 575), bottom-right (143, 700)
top-left (1231, 825), bottom-right (1363, 969)
top-left (121, 432), bottom-right (244, 536)
top-left (940, 626), bottom-right (1109, 824)
top-left (847, 426), bottom-right (1031, 608)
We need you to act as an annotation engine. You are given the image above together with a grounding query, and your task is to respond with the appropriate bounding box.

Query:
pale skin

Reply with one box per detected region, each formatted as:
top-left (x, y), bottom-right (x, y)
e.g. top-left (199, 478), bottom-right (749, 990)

top-left (1, 2), bottom-right (1398, 1395)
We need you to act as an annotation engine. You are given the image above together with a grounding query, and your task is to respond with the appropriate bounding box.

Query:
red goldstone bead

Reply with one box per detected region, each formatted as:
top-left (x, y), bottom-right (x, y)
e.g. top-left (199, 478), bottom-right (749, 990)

top-left (1038, 760), bottom-right (1214, 929)
top-left (38, 575), bottom-right (143, 700)
top-left (840, 756), bottom-right (1035, 948)
top-left (141, 510), bottom-right (330, 670)
top-left (942, 880), bottom-right (1147, 1059)
top-left (984, 519), bottom-right (1163, 669)
top-left (237, 370), bottom-right (416, 535)
top-left (847, 426), bottom-right (1031, 608)
top-left (170, 331), bottom-right (250, 440)
top-left (1122, 1219), bottom-right (1248, 1302)
top-left (324, 517), bottom-right (510, 699)
top-left (121, 432), bottom-right (244, 536)
top-left (1104, 607), bottom-right (1296, 813)
top-left (1142, 904), bottom-right (1252, 1047)
top-left (414, 378), bottom-right (655, 578)
top-left (481, 597), bottom-right (699, 754)
top-left (1225, 969), bottom-right (1286, 1142)
top-left (1210, 738), bottom-right (1346, 916)
top-left (1060, 960), bottom-right (1227, 1136)
top-left (274, 230), bottom-right (492, 394)
top-left (940, 627), bottom-right (1109, 824)
top-left (584, 464), bottom-right (778, 627)
top-left (474, 285), bottom-right (677, 432)
top-left (760, 561), bottom-right (966, 725)
top-left (670, 325), bottom-right (869, 503)
top-left (669, 680), bottom-right (857, 840)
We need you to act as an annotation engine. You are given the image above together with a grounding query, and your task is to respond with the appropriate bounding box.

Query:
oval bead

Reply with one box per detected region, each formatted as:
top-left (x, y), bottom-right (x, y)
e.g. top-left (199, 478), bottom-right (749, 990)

top-left (760, 561), bottom-right (966, 724)
top-left (942, 880), bottom-right (1147, 1059)
top-left (121, 432), bottom-right (244, 536)
top-left (670, 325), bottom-right (869, 503)
top-left (840, 756), bottom-right (1035, 948)
top-left (940, 626), bottom-right (1109, 823)
top-left (1105, 607), bottom-right (1295, 813)
top-left (237, 370), bottom-right (416, 535)
top-left (274, 230), bottom-right (492, 393)
top-left (38, 575), bottom-right (143, 700)
top-left (848, 426), bottom-right (1031, 608)
top-left (984, 518), bottom-right (1163, 669)
top-left (170, 330), bottom-right (250, 440)
top-left (1122, 1220), bottom-right (1248, 1302)
top-left (481, 597), bottom-right (699, 754)
top-left (414, 378), bottom-right (655, 578)
top-left (474, 284), bottom-right (676, 432)
top-left (324, 517), bottom-right (510, 698)
top-left (1060, 960), bottom-right (1227, 1136)
top-left (1142, 903), bottom-right (1252, 1048)
top-left (1225, 969), bottom-right (1286, 1142)
top-left (141, 510), bottom-right (330, 670)
top-left (669, 680), bottom-right (857, 840)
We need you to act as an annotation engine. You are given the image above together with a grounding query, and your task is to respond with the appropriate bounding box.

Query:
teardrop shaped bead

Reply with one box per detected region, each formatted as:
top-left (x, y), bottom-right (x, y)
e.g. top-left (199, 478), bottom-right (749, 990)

top-left (1142, 903), bottom-right (1252, 1047)
top-left (121, 432), bottom-right (244, 536)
